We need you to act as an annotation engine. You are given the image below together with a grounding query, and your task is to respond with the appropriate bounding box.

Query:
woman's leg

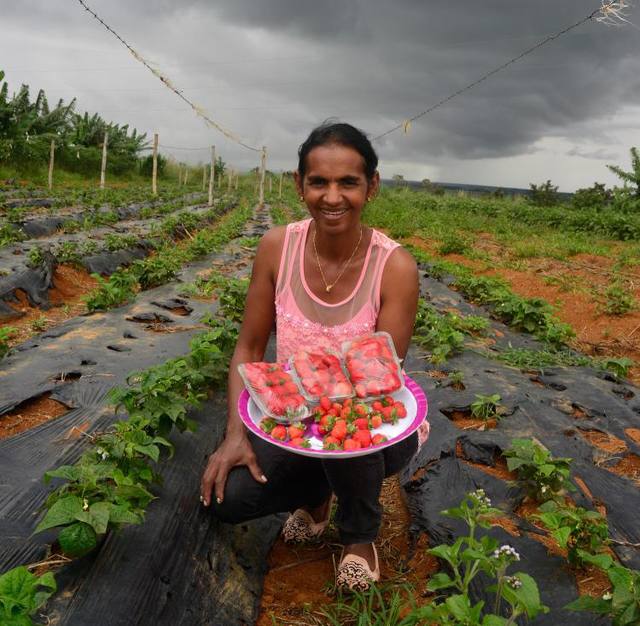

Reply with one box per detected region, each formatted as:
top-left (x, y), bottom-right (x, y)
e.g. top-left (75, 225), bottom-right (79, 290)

top-left (212, 432), bottom-right (332, 524)
top-left (321, 433), bottom-right (418, 565)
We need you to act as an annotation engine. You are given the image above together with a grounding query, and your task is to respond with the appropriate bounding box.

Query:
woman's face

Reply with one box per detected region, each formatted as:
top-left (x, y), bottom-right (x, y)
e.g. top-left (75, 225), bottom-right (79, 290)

top-left (295, 143), bottom-right (379, 234)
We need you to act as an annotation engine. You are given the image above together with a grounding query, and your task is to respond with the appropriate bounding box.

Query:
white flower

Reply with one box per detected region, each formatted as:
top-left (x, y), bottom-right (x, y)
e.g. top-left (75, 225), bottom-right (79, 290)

top-left (492, 545), bottom-right (521, 561)
top-left (602, 592), bottom-right (612, 601)
top-left (505, 575), bottom-right (523, 589)
top-left (82, 498), bottom-right (89, 512)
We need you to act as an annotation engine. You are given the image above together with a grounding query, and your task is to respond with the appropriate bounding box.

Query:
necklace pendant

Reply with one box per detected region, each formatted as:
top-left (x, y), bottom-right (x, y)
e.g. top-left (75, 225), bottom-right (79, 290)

top-left (326, 285), bottom-right (332, 293)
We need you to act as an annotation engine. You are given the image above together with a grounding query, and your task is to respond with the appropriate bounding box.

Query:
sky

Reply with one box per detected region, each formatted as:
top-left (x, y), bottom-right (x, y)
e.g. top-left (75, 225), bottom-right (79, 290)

top-left (2, 1), bottom-right (640, 191)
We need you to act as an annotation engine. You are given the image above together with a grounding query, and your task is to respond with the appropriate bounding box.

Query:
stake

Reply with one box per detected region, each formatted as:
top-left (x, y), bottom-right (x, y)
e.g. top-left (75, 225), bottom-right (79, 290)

top-left (279, 172), bottom-right (283, 199)
top-left (235, 173), bottom-right (239, 191)
top-left (184, 166), bottom-right (189, 186)
top-left (269, 175), bottom-right (273, 194)
top-left (202, 164), bottom-right (206, 191)
top-left (152, 133), bottom-right (158, 196)
top-left (258, 146), bottom-right (267, 207)
top-left (208, 146), bottom-right (215, 207)
top-left (100, 131), bottom-right (108, 189)
top-left (48, 139), bottom-right (55, 191)
top-left (227, 169), bottom-right (232, 193)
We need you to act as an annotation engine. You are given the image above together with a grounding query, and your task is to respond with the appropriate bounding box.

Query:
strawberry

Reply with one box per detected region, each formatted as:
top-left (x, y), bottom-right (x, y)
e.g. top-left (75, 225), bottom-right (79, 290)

top-left (354, 403), bottom-right (368, 417)
top-left (343, 438), bottom-right (362, 451)
top-left (259, 417), bottom-right (277, 433)
top-left (331, 419), bottom-right (348, 441)
top-left (370, 414), bottom-right (383, 429)
top-left (289, 437), bottom-right (310, 448)
top-left (372, 433), bottom-right (388, 445)
top-left (355, 383), bottom-right (367, 398)
top-left (352, 429), bottom-right (372, 447)
top-left (320, 396), bottom-right (332, 411)
top-left (383, 395), bottom-right (395, 407)
top-left (354, 417), bottom-right (370, 430)
top-left (271, 425), bottom-right (287, 441)
top-left (323, 436), bottom-right (341, 450)
top-left (287, 423), bottom-right (305, 439)
top-left (372, 400), bottom-right (383, 412)
top-left (381, 405), bottom-right (397, 423)
top-left (394, 401), bottom-right (407, 418)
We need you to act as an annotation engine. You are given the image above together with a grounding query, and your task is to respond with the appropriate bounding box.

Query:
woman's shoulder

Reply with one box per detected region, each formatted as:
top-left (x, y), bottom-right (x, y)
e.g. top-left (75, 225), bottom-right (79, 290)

top-left (370, 226), bottom-right (401, 251)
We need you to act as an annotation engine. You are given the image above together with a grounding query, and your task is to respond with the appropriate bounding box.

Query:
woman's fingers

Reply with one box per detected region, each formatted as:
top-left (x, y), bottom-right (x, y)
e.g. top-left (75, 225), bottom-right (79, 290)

top-left (214, 462), bottom-right (231, 504)
top-left (246, 454), bottom-right (268, 485)
top-left (200, 456), bottom-right (219, 507)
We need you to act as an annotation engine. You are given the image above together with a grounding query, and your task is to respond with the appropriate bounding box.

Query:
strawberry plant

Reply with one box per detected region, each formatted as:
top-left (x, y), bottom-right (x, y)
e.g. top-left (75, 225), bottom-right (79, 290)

top-left (0, 565), bottom-right (56, 626)
top-left (470, 393), bottom-right (503, 421)
top-left (85, 269), bottom-right (138, 311)
top-left (503, 439), bottom-right (575, 502)
top-left (533, 500), bottom-right (609, 568)
top-left (27, 246), bottom-right (46, 269)
top-left (603, 281), bottom-right (636, 316)
top-left (0, 326), bottom-right (17, 358)
top-left (215, 276), bottom-right (249, 323)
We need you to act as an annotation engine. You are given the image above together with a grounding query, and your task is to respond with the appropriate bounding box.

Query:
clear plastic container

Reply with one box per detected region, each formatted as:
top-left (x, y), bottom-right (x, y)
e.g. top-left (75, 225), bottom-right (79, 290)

top-left (342, 331), bottom-right (404, 400)
top-left (238, 361), bottom-right (309, 422)
top-left (289, 347), bottom-right (354, 403)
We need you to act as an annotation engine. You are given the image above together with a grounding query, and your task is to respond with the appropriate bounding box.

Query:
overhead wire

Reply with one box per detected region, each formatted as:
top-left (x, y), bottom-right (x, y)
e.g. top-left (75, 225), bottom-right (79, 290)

top-left (373, 1), bottom-right (632, 141)
top-left (75, 0), bottom-right (261, 152)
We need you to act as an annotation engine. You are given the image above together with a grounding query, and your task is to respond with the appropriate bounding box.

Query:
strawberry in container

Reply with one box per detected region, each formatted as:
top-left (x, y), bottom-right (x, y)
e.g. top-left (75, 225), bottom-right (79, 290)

top-left (290, 347), bottom-right (353, 402)
top-left (343, 332), bottom-right (403, 399)
top-left (238, 362), bottom-right (308, 421)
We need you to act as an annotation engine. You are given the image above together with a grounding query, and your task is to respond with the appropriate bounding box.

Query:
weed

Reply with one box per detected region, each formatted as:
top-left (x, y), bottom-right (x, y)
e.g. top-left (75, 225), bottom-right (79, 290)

top-left (85, 270), bottom-right (138, 311)
top-left (30, 316), bottom-right (48, 332)
top-left (27, 246), bottom-right (46, 268)
top-left (438, 232), bottom-right (471, 255)
top-left (0, 566), bottom-right (57, 625)
top-left (470, 393), bottom-right (503, 421)
top-left (0, 326), bottom-right (17, 358)
top-left (603, 281), bottom-right (636, 316)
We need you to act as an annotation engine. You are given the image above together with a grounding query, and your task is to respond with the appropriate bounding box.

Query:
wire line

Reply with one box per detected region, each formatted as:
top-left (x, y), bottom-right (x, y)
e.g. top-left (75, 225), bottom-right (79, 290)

top-left (75, 0), bottom-right (260, 152)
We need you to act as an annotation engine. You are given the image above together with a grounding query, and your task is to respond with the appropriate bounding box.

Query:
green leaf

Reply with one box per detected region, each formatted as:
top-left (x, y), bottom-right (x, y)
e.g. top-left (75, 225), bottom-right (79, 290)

top-left (108, 504), bottom-right (142, 526)
top-left (482, 615), bottom-right (508, 626)
top-left (0, 566), bottom-right (56, 617)
top-left (552, 526), bottom-right (572, 548)
top-left (58, 522), bottom-right (97, 557)
top-left (426, 572), bottom-right (456, 592)
top-left (34, 495), bottom-right (83, 533)
top-left (134, 443), bottom-right (159, 462)
top-left (445, 594), bottom-right (474, 621)
top-left (565, 595), bottom-right (611, 613)
top-left (43, 465), bottom-right (82, 484)
top-left (502, 572), bottom-right (548, 618)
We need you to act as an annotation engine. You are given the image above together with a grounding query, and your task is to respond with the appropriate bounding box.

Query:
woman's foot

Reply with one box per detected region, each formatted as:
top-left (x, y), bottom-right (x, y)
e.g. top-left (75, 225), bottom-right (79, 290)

top-left (336, 542), bottom-right (380, 592)
top-left (281, 495), bottom-right (334, 543)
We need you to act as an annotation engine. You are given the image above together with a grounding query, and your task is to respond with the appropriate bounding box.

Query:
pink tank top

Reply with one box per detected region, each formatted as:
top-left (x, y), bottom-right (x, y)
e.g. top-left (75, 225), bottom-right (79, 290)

top-left (275, 218), bottom-right (400, 362)
top-left (274, 218), bottom-right (430, 448)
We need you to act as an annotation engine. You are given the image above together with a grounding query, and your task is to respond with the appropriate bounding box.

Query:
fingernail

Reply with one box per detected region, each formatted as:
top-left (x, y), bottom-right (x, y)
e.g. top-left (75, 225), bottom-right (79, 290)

top-left (261, 475), bottom-right (268, 482)
top-left (216, 497), bottom-right (222, 504)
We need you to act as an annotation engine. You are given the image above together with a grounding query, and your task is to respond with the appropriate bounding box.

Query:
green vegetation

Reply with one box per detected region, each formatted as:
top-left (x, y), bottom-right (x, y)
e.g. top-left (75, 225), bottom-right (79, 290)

top-left (470, 393), bottom-right (503, 421)
top-left (0, 565), bottom-right (57, 626)
top-left (603, 281), bottom-right (636, 316)
top-left (503, 439), bottom-right (574, 502)
top-left (0, 326), bottom-right (17, 358)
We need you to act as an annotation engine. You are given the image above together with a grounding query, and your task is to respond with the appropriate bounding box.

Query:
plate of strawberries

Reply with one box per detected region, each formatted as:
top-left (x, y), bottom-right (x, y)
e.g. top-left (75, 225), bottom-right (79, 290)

top-left (238, 374), bottom-right (428, 459)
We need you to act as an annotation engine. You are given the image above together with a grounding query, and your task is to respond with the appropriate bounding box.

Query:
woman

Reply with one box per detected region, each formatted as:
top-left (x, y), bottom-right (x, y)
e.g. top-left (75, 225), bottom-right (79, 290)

top-left (200, 121), bottom-right (420, 591)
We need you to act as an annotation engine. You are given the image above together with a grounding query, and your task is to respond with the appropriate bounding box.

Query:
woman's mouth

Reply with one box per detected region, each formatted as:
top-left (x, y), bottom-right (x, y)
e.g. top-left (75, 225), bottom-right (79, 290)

top-left (319, 208), bottom-right (347, 220)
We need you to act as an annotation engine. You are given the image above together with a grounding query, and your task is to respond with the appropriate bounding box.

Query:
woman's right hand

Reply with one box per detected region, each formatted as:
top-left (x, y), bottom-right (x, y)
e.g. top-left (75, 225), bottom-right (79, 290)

top-left (200, 432), bottom-right (267, 507)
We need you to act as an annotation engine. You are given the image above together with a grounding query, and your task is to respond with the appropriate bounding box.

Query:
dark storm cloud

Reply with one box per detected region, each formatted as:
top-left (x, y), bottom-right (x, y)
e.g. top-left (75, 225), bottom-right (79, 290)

top-left (3, 0), bottom-right (640, 185)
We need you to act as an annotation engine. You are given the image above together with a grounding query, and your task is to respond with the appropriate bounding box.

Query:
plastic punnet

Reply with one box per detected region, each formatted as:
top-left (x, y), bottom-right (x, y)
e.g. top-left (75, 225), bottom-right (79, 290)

top-left (342, 331), bottom-right (404, 400)
top-left (289, 347), bottom-right (354, 403)
top-left (238, 362), bottom-right (309, 422)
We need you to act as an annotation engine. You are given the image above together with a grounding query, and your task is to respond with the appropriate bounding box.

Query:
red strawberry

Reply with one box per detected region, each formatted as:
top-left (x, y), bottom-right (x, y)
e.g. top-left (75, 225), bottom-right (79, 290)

top-left (352, 429), bottom-right (372, 447)
top-left (287, 423), bottom-right (305, 439)
top-left (354, 417), bottom-right (370, 431)
top-left (383, 395), bottom-right (395, 407)
top-left (372, 401), bottom-right (383, 412)
top-left (355, 383), bottom-right (367, 398)
top-left (323, 436), bottom-right (341, 450)
top-left (381, 405), bottom-right (397, 423)
top-left (343, 438), bottom-right (362, 451)
top-left (372, 434), bottom-right (388, 445)
top-left (331, 419), bottom-right (348, 441)
top-left (394, 401), bottom-right (407, 418)
top-left (271, 425), bottom-right (287, 441)
top-left (370, 414), bottom-right (383, 429)
top-left (320, 396), bottom-right (332, 411)
top-left (289, 437), bottom-right (310, 448)
top-left (354, 404), bottom-right (368, 417)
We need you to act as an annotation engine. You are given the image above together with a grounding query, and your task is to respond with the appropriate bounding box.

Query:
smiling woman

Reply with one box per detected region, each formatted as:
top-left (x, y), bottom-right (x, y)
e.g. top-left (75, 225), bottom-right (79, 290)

top-left (200, 121), bottom-right (421, 593)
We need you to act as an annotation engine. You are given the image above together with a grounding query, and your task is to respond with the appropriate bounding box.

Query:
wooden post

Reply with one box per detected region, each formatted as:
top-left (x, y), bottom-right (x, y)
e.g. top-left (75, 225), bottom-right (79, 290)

top-left (208, 146), bottom-right (215, 207)
top-left (100, 131), bottom-right (108, 189)
top-left (258, 146), bottom-right (267, 208)
top-left (48, 140), bottom-right (55, 191)
top-left (152, 133), bottom-right (158, 196)
top-left (202, 165), bottom-right (206, 191)
top-left (227, 169), bottom-right (232, 193)
top-left (235, 173), bottom-right (239, 191)
top-left (278, 172), bottom-right (283, 199)
top-left (184, 166), bottom-right (189, 186)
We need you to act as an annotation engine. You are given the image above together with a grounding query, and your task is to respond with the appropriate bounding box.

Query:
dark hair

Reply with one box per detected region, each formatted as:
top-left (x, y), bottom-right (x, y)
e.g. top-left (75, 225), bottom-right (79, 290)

top-left (297, 121), bottom-right (378, 181)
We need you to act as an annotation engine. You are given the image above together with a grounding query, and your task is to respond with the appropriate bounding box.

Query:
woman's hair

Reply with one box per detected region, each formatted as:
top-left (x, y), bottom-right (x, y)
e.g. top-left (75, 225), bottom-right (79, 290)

top-left (297, 121), bottom-right (378, 181)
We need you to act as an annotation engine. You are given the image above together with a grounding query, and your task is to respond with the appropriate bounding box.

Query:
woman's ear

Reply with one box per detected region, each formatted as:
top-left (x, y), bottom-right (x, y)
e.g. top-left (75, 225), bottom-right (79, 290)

top-left (367, 170), bottom-right (381, 200)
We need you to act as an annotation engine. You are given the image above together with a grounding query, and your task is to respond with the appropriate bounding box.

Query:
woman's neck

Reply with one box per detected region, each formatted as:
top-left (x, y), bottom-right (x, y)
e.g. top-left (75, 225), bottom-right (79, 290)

top-left (312, 220), bottom-right (365, 263)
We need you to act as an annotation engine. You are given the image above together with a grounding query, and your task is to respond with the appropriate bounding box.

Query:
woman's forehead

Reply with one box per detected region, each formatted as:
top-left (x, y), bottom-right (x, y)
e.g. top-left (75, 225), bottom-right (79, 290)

top-left (304, 144), bottom-right (366, 177)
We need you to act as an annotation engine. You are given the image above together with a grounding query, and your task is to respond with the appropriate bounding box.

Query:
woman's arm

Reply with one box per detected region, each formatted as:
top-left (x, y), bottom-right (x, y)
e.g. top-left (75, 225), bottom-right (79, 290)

top-left (375, 247), bottom-right (419, 360)
top-left (200, 226), bottom-right (285, 506)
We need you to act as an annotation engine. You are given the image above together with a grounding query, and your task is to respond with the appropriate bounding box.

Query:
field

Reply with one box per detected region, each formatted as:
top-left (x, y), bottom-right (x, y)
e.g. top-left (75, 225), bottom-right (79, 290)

top-left (1, 177), bottom-right (639, 626)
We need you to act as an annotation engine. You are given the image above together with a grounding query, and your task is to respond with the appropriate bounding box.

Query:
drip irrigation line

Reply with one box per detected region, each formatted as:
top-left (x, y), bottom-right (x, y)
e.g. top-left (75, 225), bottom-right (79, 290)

top-left (373, 3), bottom-right (620, 141)
top-left (75, 0), bottom-right (260, 152)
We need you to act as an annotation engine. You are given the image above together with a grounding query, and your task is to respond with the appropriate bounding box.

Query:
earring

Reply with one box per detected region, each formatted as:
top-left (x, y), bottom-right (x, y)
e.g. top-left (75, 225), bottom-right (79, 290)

top-left (299, 196), bottom-right (304, 201)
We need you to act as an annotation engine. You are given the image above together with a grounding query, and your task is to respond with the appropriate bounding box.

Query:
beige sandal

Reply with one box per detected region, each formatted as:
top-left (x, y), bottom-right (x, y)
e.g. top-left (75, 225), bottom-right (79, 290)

top-left (281, 495), bottom-right (334, 543)
top-left (336, 543), bottom-right (380, 592)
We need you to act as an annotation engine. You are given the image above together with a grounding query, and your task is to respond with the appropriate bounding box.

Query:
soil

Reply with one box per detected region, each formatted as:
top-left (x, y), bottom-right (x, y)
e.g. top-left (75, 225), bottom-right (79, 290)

top-left (579, 429), bottom-right (628, 455)
top-left (1, 264), bottom-right (98, 345)
top-left (256, 475), bottom-right (439, 625)
top-left (0, 393), bottom-right (69, 440)
top-left (404, 234), bottom-right (640, 385)
top-left (625, 428), bottom-right (640, 445)
top-left (606, 453), bottom-right (640, 484)
top-left (455, 440), bottom-right (516, 481)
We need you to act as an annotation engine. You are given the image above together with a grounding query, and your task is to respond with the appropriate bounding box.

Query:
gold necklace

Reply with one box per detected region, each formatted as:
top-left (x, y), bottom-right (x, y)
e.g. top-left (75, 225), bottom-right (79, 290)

top-left (312, 224), bottom-right (363, 293)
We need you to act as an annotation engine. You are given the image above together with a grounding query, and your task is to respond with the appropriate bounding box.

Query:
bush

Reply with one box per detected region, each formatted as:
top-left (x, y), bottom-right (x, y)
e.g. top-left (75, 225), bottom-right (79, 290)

top-left (528, 180), bottom-right (560, 207)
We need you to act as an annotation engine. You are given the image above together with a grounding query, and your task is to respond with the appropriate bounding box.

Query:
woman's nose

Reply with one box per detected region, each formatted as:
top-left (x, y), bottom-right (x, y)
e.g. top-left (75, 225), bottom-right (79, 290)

top-left (324, 184), bottom-right (342, 205)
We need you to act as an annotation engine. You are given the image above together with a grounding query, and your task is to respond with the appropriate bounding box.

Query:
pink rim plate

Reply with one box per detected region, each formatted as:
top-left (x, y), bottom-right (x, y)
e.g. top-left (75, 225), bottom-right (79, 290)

top-left (238, 374), bottom-right (428, 459)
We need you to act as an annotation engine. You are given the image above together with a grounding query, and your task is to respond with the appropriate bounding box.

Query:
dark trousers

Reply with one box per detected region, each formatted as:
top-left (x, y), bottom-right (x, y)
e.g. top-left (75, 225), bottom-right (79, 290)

top-left (212, 432), bottom-right (418, 544)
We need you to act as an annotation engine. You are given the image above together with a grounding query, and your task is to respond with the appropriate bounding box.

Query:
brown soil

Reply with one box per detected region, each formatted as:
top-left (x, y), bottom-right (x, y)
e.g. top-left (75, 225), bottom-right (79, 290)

top-left (579, 430), bottom-right (628, 455)
top-left (0, 264), bottom-right (98, 345)
top-left (606, 453), bottom-right (640, 484)
top-left (256, 476), bottom-right (439, 625)
top-left (404, 235), bottom-right (640, 385)
top-left (0, 393), bottom-right (69, 440)
top-left (442, 409), bottom-right (497, 431)
top-left (625, 428), bottom-right (640, 445)
top-left (455, 440), bottom-right (516, 481)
